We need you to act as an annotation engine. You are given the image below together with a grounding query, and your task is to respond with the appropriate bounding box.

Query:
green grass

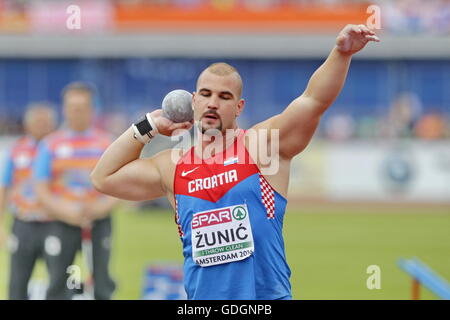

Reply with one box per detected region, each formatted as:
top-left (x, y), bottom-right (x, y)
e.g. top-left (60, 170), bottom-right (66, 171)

top-left (1, 204), bottom-right (449, 300)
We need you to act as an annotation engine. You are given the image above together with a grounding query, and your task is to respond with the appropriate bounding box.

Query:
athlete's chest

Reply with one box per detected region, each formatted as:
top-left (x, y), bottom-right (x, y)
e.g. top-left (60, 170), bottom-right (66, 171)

top-left (174, 159), bottom-right (259, 203)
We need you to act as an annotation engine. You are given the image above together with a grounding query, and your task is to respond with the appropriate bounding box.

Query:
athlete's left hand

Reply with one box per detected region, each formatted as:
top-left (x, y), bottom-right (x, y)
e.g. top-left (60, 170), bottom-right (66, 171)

top-left (336, 24), bottom-right (380, 55)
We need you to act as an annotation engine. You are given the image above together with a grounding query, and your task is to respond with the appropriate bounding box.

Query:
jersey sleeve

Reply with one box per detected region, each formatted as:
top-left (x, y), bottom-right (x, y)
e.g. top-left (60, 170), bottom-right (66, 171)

top-left (33, 141), bottom-right (53, 182)
top-left (0, 149), bottom-right (14, 187)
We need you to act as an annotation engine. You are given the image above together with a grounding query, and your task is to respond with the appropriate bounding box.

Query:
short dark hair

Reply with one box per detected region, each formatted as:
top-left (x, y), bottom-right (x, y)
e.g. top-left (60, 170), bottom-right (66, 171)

top-left (197, 62), bottom-right (243, 98)
top-left (61, 81), bottom-right (97, 99)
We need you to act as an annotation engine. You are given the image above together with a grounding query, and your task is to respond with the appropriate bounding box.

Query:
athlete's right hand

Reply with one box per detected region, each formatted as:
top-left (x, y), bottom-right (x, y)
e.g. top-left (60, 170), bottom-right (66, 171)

top-left (150, 109), bottom-right (193, 137)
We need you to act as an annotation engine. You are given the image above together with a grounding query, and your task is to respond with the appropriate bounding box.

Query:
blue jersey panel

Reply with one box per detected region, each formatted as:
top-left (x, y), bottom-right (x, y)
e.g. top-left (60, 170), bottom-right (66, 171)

top-left (176, 173), bottom-right (291, 300)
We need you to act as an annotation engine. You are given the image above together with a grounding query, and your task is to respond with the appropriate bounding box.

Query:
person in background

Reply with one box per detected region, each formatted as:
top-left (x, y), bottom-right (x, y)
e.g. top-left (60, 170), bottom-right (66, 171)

top-left (34, 82), bottom-right (119, 300)
top-left (0, 103), bottom-right (56, 299)
top-left (382, 92), bottom-right (422, 139)
top-left (415, 111), bottom-right (448, 140)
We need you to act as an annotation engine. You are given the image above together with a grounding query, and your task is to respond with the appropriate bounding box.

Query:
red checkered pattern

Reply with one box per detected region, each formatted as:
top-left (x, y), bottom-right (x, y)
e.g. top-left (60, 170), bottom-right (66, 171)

top-left (174, 197), bottom-right (184, 237)
top-left (259, 174), bottom-right (275, 219)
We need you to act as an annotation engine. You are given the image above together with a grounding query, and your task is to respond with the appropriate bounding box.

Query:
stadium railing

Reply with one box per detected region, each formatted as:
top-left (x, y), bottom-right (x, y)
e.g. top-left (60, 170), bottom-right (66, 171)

top-left (398, 257), bottom-right (450, 300)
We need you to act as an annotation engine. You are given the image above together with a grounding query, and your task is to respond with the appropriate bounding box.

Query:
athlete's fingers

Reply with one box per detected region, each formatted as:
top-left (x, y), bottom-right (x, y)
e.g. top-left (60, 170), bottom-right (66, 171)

top-left (358, 24), bottom-right (374, 35)
top-left (168, 121), bottom-right (193, 132)
top-left (365, 35), bottom-right (380, 42)
top-left (336, 34), bottom-right (348, 45)
top-left (151, 109), bottom-right (163, 117)
top-left (171, 121), bottom-right (193, 137)
top-left (350, 25), bottom-right (362, 34)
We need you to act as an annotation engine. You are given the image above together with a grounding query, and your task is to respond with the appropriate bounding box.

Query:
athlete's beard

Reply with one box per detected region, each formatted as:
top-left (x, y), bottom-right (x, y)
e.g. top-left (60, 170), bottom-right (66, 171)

top-left (199, 110), bottom-right (223, 135)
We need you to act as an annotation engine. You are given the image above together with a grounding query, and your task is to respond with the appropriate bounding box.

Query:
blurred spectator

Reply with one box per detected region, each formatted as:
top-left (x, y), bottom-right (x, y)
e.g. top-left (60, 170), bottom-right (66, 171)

top-left (355, 115), bottom-right (378, 140)
top-left (0, 117), bottom-right (23, 136)
top-left (414, 111), bottom-right (449, 140)
top-left (1, 0), bottom-right (449, 35)
top-left (0, 103), bottom-right (56, 300)
top-left (33, 82), bottom-right (118, 300)
top-left (381, 92), bottom-right (422, 139)
top-left (94, 111), bottom-right (130, 137)
top-left (324, 113), bottom-right (356, 141)
top-left (27, 0), bottom-right (113, 34)
top-left (381, 0), bottom-right (450, 35)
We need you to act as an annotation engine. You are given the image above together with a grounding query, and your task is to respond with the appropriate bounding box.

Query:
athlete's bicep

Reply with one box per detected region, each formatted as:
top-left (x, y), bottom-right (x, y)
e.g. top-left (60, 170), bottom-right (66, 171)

top-left (94, 157), bottom-right (165, 201)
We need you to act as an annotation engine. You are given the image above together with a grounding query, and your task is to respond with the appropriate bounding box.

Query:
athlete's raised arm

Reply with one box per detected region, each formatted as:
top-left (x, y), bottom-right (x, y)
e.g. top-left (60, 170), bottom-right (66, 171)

top-left (253, 24), bottom-right (380, 159)
top-left (90, 110), bottom-right (192, 201)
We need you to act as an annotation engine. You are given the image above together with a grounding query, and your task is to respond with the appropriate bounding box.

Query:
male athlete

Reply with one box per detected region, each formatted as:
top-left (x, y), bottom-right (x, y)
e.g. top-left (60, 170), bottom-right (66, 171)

top-left (0, 104), bottom-right (56, 299)
top-left (91, 25), bottom-right (379, 300)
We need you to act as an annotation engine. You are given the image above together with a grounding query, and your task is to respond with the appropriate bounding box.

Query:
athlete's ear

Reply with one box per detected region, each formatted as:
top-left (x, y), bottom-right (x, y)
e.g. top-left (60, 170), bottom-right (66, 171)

top-left (191, 91), bottom-right (196, 110)
top-left (235, 99), bottom-right (245, 118)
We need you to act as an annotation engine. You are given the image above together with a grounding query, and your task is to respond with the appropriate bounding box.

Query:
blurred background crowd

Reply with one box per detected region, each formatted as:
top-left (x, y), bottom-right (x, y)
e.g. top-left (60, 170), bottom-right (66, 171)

top-left (0, 0), bottom-right (448, 142)
top-left (0, 0), bottom-right (449, 34)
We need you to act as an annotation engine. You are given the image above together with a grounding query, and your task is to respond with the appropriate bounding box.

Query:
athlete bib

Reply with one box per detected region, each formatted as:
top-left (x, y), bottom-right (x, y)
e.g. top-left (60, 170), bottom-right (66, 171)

top-left (191, 204), bottom-right (254, 267)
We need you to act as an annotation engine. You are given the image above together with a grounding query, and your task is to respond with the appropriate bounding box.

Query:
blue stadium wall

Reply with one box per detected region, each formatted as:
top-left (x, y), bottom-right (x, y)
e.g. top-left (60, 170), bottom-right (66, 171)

top-left (0, 58), bottom-right (448, 126)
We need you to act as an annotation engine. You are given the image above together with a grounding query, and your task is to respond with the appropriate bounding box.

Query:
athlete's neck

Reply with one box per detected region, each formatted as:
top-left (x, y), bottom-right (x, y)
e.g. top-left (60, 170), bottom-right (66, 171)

top-left (195, 126), bottom-right (241, 159)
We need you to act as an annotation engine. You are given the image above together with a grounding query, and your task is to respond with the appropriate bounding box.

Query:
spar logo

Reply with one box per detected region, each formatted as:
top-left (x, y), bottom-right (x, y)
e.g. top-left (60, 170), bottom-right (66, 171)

top-left (232, 206), bottom-right (246, 220)
top-left (192, 208), bottom-right (232, 229)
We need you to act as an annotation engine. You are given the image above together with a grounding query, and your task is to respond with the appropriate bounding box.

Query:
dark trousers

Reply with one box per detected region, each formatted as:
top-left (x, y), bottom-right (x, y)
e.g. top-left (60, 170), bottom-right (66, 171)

top-left (45, 216), bottom-right (116, 300)
top-left (8, 218), bottom-right (52, 300)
